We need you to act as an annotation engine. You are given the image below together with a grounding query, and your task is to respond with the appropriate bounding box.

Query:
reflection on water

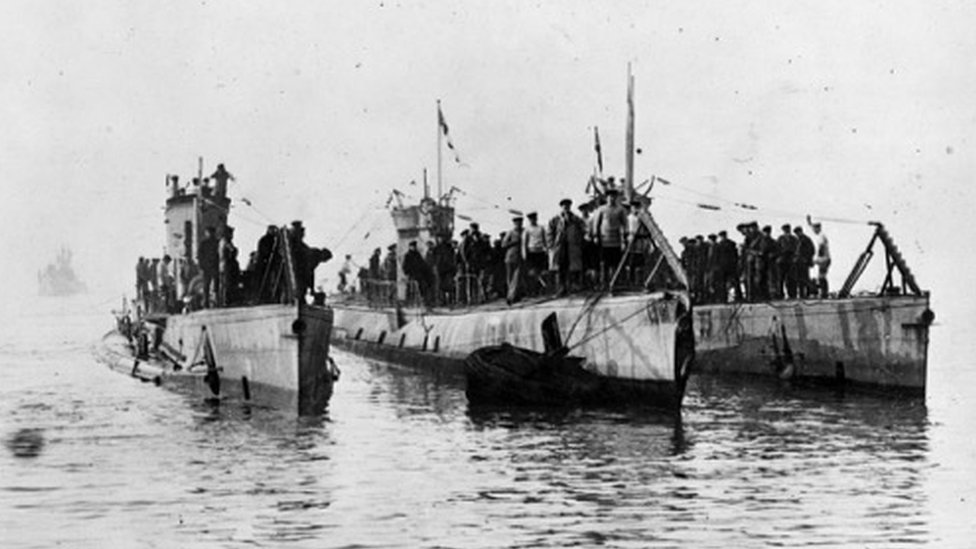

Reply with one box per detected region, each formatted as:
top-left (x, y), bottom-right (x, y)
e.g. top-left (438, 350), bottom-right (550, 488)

top-left (0, 298), bottom-right (967, 547)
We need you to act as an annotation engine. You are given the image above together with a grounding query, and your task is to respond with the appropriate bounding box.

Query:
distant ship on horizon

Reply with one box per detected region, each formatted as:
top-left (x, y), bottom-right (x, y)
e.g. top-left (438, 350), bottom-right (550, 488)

top-left (37, 246), bottom-right (87, 297)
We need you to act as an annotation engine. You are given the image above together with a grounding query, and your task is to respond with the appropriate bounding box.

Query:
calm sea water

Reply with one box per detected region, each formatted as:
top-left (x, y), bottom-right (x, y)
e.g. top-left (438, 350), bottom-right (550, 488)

top-left (1, 294), bottom-right (974, 548)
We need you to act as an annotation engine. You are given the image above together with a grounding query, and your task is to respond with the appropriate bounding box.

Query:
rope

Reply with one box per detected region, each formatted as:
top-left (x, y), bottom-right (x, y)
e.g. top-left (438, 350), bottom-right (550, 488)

top-left (651, 179), bottom-right (872, 226)
top-left (564, 303), bottom-right (652, 353)
top-left (562, 288), bottom-right (613, 346)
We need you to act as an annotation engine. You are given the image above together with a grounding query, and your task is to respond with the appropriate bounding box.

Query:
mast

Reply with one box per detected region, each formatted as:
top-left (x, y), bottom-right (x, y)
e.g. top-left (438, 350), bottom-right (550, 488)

top-left (624, 64), bottom-right (635, 204)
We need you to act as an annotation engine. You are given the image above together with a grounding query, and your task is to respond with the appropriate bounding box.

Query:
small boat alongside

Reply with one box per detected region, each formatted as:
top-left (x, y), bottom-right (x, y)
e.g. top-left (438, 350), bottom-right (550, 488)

top-left (464, 311), bottom-right (692, 409)
top-left (465, 344), bottom-right (601, 407)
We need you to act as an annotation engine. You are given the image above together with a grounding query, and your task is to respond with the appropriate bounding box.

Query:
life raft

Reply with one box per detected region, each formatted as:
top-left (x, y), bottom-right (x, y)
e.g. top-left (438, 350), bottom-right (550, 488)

top-left (464, 343), bottom-right (605, 407)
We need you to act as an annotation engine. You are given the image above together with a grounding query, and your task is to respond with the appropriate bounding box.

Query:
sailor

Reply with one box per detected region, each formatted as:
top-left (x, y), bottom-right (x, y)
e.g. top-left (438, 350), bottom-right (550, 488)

top-left (289, 220), bottom-right (332, 300)
top-left (704, 234), bottom-right (719, 303)
top-left (461, 223), bottom-right (490, 302)
top-left (431, 235), bottom-right (457, 306)
top-left (806, 215), bottom-right (831, 298)
top-left (627, 199), bottom-right (651, 287)
top-left (363, 248), bottom-right (381, 303)
top-left (402, 241), bottom-right (434, 305)
top-left (732, 225), bottom-right (744, 301)
top-left (199, 226), bottom-right (220, 308)
top-left (578, 202), bottom-right (598, 287)
top-left (135, 257), bottom-right (150, 304)
top-left (503, 216), bottom-right (525, 303)
top-left (158, 255), bottom-right (176, 312)
top-left (382, 244), bottom-right (397, 281)
top-left (338, 254), bottom-right (356, 293)
top-left (793, 226), bottom-right (815, 298)
top-left (548, 198), bottom-right (586, 295)
top-left (592, 189), bottom-right (628, 287)
top-left (522, 212), bottom-right (548, 295)
top-left (743, 223), bottom-right (763, 301)
top-left (368, 247), bottom-right (382, 279)
top-left (777, 224), bottom-right (799, 299)
top-left (382, 244), bottom-right (397, 303)
top-left (679, 236), bottom-right (693, 292)
top-left (218, 226), bottom-right (239, 306)
top-left (693, 235), bottom-right (707, 302)
top-left (487, 235), bottom-right (507, 300)
top-left (210, 163), bottom-right (235, 199)
top-left (716, 230), bottom-right (739, 303)
top-left (760, 225), bottom-right (779, 301)
top-left (251, 225), bottom-right (278, 302)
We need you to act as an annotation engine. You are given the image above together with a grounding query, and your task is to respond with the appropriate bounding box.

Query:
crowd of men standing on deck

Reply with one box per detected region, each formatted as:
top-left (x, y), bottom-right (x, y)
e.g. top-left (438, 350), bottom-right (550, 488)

top-left (355, 188), bottom-right (685, 306)
top-left (136, 220), bottom-right (331, 314)
top-left (349, 188), bottom-right (833, 307)
top-left (680, 215), bottom-right (831, 304)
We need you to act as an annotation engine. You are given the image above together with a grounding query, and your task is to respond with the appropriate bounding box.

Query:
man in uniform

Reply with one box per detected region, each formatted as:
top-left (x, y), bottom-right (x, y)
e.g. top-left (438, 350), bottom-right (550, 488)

top-left (338, 254), bottom-right (355, 293)
top-left (793, 226), bottom-right (815, 298)
top-left (777, 224), bottom-right (799, 299)
top-left (578, 202), bottom-right (598, 288)
top-left (547, 198), bottom-right (586, 295)
top-left (502, 216), bottom-right (524, 304)
top-left (158, 255), bottom-right (176, 313)
top-left (210, 163), bottom-right (235, 199)
top-left (742, 223), bottom-right (763, 301)
top-left (592, 189), bottom-right (628, 288)
top-left (807, 216), bottom-right (831, 298)
top-left (716, 230), bottom-right (739, 303)
top-left (289, 221), bottom-right (332, 301)
top-left (704, 234), bottom-right (719, 303)
top-left (760, 225), bottom-right (779, 301)
top-left (402, 241), bottom-right (434, 305)
top-left (522, 212), bottom-right (548, 295)
top-left (218, 226), bottom-right (239, 306)
top-left (199, 227), bottom-right (220, 308)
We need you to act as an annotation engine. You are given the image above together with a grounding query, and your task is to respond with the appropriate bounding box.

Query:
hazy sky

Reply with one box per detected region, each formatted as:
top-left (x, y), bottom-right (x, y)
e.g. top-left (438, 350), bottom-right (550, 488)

top-left (1, 1), bottom-right (973, 313)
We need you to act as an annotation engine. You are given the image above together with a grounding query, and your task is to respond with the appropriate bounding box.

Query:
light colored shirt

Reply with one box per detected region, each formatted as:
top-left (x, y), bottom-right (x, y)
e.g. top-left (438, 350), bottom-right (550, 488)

top-left (593, 203), bottom-right (628, 248)
top-left (157, 262), bottom-right (174, 287)
top-left (523, 224), bottom-right (546, 255)
top-left (814, 232), bottom-right (830, 263)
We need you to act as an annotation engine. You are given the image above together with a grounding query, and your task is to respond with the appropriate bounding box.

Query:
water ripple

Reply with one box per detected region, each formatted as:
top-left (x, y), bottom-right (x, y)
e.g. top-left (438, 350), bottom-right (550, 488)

top-left (2, 302), bottom-right (973, 547)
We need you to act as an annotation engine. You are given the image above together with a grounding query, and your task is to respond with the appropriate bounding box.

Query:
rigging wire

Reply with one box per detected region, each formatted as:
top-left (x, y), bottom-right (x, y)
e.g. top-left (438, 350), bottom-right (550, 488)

top-left (649, 178), bottom-right (872, 226)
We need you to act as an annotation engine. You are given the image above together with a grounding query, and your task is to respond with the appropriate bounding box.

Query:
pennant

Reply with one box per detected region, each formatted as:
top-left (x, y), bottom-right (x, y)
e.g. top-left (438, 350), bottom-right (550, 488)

top-left (438, 104), bottom-right (463, 165)
top-left (594, 126), bottom-right (603, 174)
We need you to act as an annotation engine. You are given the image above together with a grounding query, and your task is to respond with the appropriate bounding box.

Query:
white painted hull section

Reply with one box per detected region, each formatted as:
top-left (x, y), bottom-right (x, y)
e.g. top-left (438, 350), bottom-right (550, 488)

top-left (334, 293), bottom-right (685, 383)
top-left (156, 303), bottom-right (335, 412)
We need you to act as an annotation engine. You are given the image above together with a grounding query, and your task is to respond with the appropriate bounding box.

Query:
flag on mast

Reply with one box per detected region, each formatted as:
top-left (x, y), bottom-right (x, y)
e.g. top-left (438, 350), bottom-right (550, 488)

top-left (594, 126), bottom-right (603, 175)
top-left (438, 104), bottom-right (463, 164)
